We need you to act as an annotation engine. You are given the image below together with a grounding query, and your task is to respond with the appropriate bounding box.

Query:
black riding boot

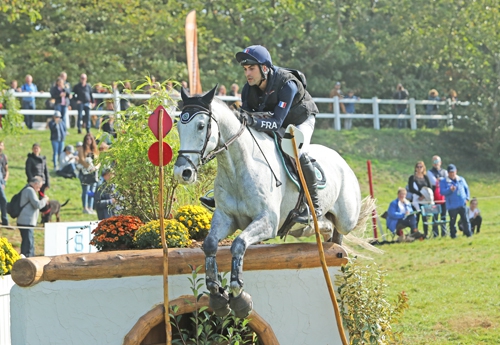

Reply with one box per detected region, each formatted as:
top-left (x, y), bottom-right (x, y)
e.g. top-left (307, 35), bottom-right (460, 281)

top-left (293, 153), bottom-right (323, 224)
top-left (200, 196), bottom-right (216, 208)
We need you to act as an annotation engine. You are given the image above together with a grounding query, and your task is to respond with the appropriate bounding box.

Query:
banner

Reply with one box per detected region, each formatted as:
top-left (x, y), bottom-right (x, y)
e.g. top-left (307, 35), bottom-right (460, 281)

top-left (185, 10), bottom-right (202, 94)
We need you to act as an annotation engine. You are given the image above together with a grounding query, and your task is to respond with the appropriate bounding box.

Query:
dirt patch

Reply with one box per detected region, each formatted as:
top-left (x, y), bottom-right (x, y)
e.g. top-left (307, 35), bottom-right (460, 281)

top-left (189, 238), bottom-right (234, 248)
top-left (448, 315), bottom-right (496, 332)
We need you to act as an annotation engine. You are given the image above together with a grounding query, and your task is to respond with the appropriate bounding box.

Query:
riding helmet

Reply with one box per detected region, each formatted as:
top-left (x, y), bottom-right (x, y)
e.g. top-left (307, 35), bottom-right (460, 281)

top-left (235, 45), bottom-right (273, 68)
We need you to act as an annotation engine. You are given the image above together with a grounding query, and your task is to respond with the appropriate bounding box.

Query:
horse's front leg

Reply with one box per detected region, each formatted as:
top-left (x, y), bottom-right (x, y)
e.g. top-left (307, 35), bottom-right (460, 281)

top-left (203, 211), bottom-right (236, 317)
top-left (229, 212), bottom-right (277, 318)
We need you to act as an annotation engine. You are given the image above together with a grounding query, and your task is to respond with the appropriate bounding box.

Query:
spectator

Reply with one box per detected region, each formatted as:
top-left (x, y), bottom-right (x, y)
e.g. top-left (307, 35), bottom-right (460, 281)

top-left (427, 155), bottom-right (448, 237)
top-left (0, 141), bottom-right (8, 227)
top-left (78, 133), bottom-right (100, 214)
top-left (440, 164), bottom-right (472, 238)
top-left (408, 161), bottom-right (433, 238)
top-left (17, 176), bottom-right (49, 257)
top-left (73, 73), bottom-right (94, 134)
top-left (393, 83), bottom-right (409, 129)
top-left (229, 83), bottom-right (241, 109)
top-left (20, 74), bottom-right (38, 129)
top-left (48, 110), bottom-right (67, 171)
top-left (426, 89), bottom-right (440, 128)
top-left (181, 80), bottom-right (190, 95)
top-left (8, 80), bottom-right (20, 94)
top-left (386, 187), bottom-right (423, 242)
top-left (343, 90), bottom-right (359, 130)
top-left (217, 85), bottom-right (227, 96)
top-left (465, 197), bottom-right (482, 234)
top-left (329, 82), bottom-right (345, 128)
top-left (25, 143), bottom-right (50, 193)
top-left (50, 77), bottom-right (71, 129)
top-left (57, 145), bottom-right (79, 178)
top-left (120, 81), bottom-right (133, 110)
top-left (94, 169), bottom-right (118, 220)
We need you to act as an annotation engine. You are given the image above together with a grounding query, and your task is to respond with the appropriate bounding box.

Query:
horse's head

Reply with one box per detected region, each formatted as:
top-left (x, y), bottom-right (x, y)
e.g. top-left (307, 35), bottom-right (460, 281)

top-left (174, 85), bottom-right (219, 184)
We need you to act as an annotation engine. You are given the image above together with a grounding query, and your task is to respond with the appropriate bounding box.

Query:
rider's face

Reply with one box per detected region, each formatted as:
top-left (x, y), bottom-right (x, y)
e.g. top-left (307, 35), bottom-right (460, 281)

top-left (243, 65), bottom-right (262, 86)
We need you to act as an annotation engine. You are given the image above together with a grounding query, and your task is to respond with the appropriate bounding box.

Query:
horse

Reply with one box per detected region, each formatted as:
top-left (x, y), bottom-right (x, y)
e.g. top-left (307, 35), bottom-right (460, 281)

top-left (173, 86), bottom-right (374, 318)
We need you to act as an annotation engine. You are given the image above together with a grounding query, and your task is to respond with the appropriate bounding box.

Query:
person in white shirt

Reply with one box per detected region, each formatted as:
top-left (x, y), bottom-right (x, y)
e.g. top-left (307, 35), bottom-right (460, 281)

top-left (57, 145), bottom-right (79, 178)
top-left (465, 198), bottom-right (482, 234)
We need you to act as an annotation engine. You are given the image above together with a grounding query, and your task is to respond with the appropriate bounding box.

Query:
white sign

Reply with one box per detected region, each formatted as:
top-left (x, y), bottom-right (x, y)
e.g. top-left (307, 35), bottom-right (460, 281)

top-left (44, 221), bottom-right (100, 256)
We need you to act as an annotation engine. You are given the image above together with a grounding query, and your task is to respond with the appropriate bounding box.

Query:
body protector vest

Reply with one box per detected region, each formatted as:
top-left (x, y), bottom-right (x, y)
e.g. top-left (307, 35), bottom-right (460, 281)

top-left (242, 67), bottom-right (318, 128)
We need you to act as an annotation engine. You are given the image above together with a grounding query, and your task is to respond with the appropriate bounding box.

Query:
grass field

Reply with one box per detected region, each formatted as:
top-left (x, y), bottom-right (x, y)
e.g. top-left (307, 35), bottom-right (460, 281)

top-left (2, 126), bottom-right (499, 344)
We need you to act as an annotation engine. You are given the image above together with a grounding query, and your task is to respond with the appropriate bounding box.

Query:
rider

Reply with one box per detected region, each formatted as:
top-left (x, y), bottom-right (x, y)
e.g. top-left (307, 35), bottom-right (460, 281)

top-left (201, 45), bottom-right (321, 224)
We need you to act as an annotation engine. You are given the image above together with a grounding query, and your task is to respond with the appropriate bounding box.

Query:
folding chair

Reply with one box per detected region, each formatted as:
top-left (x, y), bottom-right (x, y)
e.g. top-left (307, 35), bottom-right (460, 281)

top-left (420, 204), bottom-right (449, 237)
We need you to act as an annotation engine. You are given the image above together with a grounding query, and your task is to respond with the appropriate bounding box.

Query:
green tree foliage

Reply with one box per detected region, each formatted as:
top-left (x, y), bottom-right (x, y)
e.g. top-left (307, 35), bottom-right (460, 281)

top-left (1, 1), bottom-right (499, 162)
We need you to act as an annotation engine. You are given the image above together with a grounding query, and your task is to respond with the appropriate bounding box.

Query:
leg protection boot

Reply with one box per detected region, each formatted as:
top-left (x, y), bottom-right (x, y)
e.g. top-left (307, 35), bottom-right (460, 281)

top-left (293, 153), bottom-right (323, 224)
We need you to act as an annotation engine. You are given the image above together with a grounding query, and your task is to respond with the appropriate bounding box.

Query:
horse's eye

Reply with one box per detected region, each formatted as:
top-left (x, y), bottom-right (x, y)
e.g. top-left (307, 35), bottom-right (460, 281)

top-left (197, 122), bottom-right (205, 130)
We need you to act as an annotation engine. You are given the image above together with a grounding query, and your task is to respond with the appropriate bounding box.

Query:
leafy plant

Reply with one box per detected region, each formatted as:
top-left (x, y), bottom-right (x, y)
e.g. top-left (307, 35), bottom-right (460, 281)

top-left (170, 265), bottom-right (259, 345)
top-left (134, 219), bottom-right (192, 249)
top-left (0, 92), bottom-right (25, 137)
top-left (175, 205), bottom-right (212, 241)
top-left (0, 237), bottom-right (21, 276)
top-left (90, 215), bottom-right (143, 251)
top-left (335, 257), bottom-right (409, 345)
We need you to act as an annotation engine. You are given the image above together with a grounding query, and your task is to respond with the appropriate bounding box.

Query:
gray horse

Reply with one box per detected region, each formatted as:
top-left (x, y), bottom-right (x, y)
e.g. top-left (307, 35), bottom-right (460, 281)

top-left (173, 86), bottom-right (373, 318)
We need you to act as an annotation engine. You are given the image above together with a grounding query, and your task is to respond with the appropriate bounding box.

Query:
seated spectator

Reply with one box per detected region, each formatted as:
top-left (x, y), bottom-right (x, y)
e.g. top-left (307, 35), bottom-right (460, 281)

top-left (57, 145), bottom-right (79, 178)
top-left (386, 188), bottom-right (424, 242)
top-left (460, 197), bottom-right (482, 234)
top-left (94, 169), bottom-right (118, 220)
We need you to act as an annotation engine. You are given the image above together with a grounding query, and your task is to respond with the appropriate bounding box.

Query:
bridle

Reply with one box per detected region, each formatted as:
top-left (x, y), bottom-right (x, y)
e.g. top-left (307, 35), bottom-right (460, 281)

top-left (177, 104), bottom-right (246, 172)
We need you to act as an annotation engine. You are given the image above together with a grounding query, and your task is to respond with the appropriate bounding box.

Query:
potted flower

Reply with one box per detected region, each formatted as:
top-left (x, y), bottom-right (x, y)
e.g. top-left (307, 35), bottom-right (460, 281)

top-left (175, 205), bottom-right (212, 241)
top-left (90, 215), bottom-right (144, 251)
top-left (134, 219), bottom-right (192, 249)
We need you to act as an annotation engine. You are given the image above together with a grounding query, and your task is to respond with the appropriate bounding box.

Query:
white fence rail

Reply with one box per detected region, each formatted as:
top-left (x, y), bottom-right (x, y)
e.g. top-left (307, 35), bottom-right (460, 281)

top-left (1, 91), bottom-right (469, 130)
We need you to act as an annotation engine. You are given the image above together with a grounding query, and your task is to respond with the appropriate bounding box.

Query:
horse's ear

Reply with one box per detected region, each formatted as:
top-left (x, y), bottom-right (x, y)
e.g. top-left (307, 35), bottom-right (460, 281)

top-left (201, 84), bottom-right (218, 106)
top-left (181, 87), bottom-right (189, 103)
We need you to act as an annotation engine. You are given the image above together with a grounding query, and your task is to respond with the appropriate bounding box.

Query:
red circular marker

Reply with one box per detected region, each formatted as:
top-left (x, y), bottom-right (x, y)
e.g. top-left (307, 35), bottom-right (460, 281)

top-left (148, 142), bottom-right (173, 166)
top-left (148, 105), bottom-right (173, 139)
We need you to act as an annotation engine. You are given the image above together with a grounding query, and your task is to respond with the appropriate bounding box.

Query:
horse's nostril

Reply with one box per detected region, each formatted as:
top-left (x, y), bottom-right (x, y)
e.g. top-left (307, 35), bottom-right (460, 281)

top-left (182, 169), bottom-right (193, 180)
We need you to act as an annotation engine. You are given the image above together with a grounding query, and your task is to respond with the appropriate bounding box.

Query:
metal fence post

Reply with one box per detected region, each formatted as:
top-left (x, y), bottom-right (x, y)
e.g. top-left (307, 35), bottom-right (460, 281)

top-left (114, 88), bottom-right (121, 113)
top-left (409, 98), bottom-right (417, 130)
top-left (372, 97), bottom-right (380, 130)
top-left (333, 96), bottom-right (341, 131)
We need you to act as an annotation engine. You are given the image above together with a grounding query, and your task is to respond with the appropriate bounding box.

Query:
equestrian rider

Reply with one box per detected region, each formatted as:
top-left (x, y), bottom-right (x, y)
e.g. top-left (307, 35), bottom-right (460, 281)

top-left (237, 45), bottom-right (321, 224)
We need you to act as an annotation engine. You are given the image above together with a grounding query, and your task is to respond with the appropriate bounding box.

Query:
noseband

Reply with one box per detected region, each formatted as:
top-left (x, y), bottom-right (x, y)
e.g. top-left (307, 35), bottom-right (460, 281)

top-left (177, 104), bottom-right (246, 172)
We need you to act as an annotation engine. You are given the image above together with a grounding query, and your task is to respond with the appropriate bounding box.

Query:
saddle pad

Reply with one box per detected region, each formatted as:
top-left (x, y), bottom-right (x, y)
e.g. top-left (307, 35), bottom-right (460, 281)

top-left (274, 133), bottom-right (326, 191)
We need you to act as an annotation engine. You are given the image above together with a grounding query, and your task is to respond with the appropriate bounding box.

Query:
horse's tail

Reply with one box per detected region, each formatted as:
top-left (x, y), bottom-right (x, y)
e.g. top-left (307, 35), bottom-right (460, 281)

top-left (353, 196), bottom-right (376, 233)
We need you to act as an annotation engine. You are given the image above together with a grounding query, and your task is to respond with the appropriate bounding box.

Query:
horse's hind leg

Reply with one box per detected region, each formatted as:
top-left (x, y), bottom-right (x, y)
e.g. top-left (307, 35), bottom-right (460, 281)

top-left (203, 212), bottom-right (236, 317)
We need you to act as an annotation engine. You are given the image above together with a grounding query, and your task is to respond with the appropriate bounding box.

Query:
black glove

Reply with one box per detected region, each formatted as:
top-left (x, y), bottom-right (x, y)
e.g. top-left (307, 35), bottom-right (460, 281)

top-left (238, 110), bottom-right (255, 126)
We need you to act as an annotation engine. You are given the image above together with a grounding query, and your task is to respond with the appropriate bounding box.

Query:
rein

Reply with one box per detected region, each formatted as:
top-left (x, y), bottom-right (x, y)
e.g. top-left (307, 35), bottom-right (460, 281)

top-left (177, 105), bottom-right (246, 171)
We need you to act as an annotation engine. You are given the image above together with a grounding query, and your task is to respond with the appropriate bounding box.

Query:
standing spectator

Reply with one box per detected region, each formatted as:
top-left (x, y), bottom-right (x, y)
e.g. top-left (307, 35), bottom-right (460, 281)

top-left (217, 85), bottom-right (227, 96)
top-left (408, 161), bottom-right (433, 237)
top-left (8, 80), bottom-right (20, 94)
top-left (465, 198), bottom-right (482, 234)
top-left (78, 133), bottom-right (99, 214)
top-left (0, 141), bottom-right (8, 227)
top-left (25, 143), bottom-right (50, 193)
top-left (57, 145), bottom-right (79, 178)
top-left (181, 80), bottom-right (190, 95)
top-left (20, 74), bottom-right (38, 129)
top-left (329, 82), bottom-right (345, 128)
top-left (427, 155), bottom-right (448, 237)
top-left (17, 176), bottom-right (49, 257)
top-left (73, 73), bottom-right (94, 134)
top-left (48, 110), bottom-right (67, 171)
top-left (94, 169), bottom-right (118, 220)
top-left (50, 78), bottom-right (71, 133)
top-left (440, 164), bottom-right (472, 238)
top-left (120, 81), bottom-right (133, 109)
top-left (343, 90), bottom-right (359, 130)
top-left (229, 83), bottom-right (241, 109)
top-left (393, 83), bottom-right (409, 129)
top-left (426, 89), bottom-right (441, 128)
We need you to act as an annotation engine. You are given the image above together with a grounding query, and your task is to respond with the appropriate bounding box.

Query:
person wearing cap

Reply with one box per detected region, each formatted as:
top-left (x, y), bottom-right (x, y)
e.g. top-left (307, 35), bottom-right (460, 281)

top-left (94, 169), bottom-right (117, 220)
top-left (48, 110), bottom-right (67, 171)
top-left (25, 143), bottom-right (50, 193)
top-left (427, 155), bottom-right (448, 237)
top-left (234, 45), bottom-right (321, 224)
top-left (57, 145), bottom-right (79, 178)
top-left (439, 164), bottom-right (472, 238)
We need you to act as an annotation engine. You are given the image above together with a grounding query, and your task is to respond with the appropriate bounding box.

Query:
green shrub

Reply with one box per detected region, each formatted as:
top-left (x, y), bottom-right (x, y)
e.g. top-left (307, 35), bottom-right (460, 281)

top-left (134, 219), bottom-right (192, 249)
top-left (336, 257), bottom-right (409, 344)
top-left (0, 237), bottom-right (21, 276)
top-left (175, 205), bottom-right (212, 241)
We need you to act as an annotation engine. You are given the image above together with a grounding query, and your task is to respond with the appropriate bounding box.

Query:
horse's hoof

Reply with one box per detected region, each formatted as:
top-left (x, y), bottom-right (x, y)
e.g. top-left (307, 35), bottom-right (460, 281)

top-left (209, 288), bottom-right (231, 317)
top-left (229, 291), bottom-right (253, 319)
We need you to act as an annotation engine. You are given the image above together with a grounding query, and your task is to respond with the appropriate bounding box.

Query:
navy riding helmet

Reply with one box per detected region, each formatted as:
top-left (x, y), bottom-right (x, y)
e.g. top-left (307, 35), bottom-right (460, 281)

top-left (235, 45), bottom-right (273, 82)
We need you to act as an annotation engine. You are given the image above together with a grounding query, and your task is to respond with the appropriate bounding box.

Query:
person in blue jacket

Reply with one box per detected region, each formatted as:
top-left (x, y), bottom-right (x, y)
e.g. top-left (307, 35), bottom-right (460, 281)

top-left (386, 187), bottom-right (424, 241)
top-left (439, 164), bottom-right (472, 238)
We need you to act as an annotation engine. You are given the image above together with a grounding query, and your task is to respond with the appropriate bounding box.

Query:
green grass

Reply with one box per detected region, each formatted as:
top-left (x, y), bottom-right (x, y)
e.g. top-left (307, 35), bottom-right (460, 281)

top-left (2, 126), bottom-right (499, 344)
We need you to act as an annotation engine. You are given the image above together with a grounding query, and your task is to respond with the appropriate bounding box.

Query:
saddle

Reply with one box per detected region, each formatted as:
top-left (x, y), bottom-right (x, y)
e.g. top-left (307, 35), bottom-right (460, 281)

top-left (273, 133), bottom-right (326, 191)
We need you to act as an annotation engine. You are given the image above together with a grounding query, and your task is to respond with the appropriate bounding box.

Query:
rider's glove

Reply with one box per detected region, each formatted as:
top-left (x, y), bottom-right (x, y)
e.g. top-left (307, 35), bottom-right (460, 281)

top-left (239, 110), bottom-right (255, 126)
